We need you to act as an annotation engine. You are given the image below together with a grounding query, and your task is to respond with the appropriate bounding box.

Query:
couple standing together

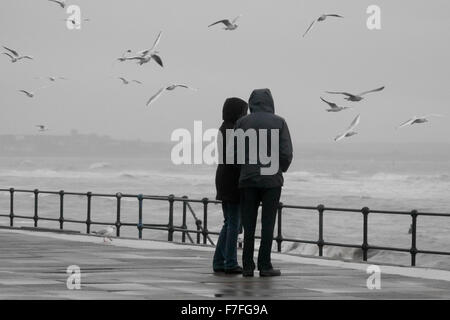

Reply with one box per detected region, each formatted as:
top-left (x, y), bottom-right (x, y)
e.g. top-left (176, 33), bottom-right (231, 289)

top-left (213, 88), bottom-right (293, 277)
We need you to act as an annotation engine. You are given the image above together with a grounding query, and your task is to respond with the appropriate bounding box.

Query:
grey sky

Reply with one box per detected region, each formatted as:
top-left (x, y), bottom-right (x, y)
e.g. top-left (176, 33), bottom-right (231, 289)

top-left (1, 0), bottom-right (449, 144)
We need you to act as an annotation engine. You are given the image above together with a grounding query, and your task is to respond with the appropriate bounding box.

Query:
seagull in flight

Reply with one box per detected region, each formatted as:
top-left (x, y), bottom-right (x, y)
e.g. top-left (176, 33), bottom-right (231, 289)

top-left (18, 86), bottom-right (48, 98)
top-left (92, 225), bottom-right (116, 242)
top-left (326, 86), bottom-right (385, 102)
top-left (118, 77), bottom-right (142, 85)
top-left (35, 76), bottom-right (67, 82)
top-left (122, 31), bottom-right (164, 67)
top-left (48, 0), bottom-right (66, 8)
top-left (36, 125), bottom-right (49, 132)
top-left (320, 97), bottom-right (352, 112)
top-left (2, 46), bottom-right (33, 63)
top-left (303, 14), bottom-right (343, 37)
top-left (146, 84), bottom-right (197, 107)
top-left (397, 114), bottom-right (445, 129)
top-left (334, 114), bottom-right (361, 142)
top-left (208, 15), bottom-right (242, 30)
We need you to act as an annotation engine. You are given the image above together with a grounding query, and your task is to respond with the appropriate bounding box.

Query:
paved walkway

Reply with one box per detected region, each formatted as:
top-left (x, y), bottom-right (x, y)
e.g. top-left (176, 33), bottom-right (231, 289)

top-left (0, 227), bottom-right (449, 299)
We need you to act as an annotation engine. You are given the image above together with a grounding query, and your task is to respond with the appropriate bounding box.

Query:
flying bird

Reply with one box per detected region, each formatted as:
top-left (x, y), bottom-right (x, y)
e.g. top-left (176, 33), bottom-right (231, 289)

top-left (18, 90), bottom-right (36, 98)
top-left (118, 77), bottom-right (142, 85)
top-left (208, 15), bottom-right (242, 30)
top-left (320, 97), bottom-right (352, 112)
top-left (92, 225), bottom-right (116, 242)
top-left (36, 125), bottom-right (49, 132)
top-left (18, 86), bottom-right (48, 98)
top-left (146, 84), bottom-right (197, 107)
top-left (334, 114), bottom-right (361, 142)
top-left (122, 31), bottom-right (164, 67)
top-left (2, 46), bottom-right (33, 63)
top-left (397, 114), bottom-right (444, 129)
top-left (303, 14), bottom-right (343, 37)
top-left (35, 76), bottom-right (67, 82)
top-left (48, 0), bottom-right (66, 8)
top-left (326, 86), bottom-right (385, 102)
top-left (64, 18), bottom-right (90, 26)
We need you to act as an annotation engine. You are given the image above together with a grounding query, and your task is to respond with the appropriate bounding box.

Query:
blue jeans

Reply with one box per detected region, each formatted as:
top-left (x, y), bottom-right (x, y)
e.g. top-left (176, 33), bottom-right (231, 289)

top-left (213, 202), bottom-right (241, 270)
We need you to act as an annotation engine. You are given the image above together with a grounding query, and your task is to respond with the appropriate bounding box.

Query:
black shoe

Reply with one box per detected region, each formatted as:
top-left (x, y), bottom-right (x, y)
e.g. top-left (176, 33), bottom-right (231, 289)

top-left (213, 267), bottom-right (225, 273)
top-left (242, 269), bottom-right (254, 277)
top-left (259, 268), bottom-right (281, 277)
top-left (225, 266), bottom-right (243, 274)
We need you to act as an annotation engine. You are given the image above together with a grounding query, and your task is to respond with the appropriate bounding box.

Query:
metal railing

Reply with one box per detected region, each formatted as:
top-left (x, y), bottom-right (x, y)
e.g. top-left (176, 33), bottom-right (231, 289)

top-left (1, 187), bottom-right (449, 267)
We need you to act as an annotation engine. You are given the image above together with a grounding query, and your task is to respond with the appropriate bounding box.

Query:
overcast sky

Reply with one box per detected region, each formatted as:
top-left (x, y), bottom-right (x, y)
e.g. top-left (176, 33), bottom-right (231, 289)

top-left (1, 0), bottom-right (449, 144)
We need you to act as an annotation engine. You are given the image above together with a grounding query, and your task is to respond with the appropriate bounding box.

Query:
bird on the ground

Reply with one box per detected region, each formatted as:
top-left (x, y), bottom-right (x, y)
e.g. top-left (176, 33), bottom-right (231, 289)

top-left (208, 15), bottom-right (242, 30)
top-left (92, 226), bottom-right (116, 242)
top-left (122, 31), bottom-right (164, 67)
top-left (118, 77), bottom-right (142, 85)
top-left (320, 97), bottom-right (352, 112)
top-left (36, 125), bottom-right (49, 132)
top-left (326, 86), bottom-right (385, 102)
top-left (397, 114), bottom-right (444, 129)
top-left (48, 0), bottom-right (66, 8)
top-left (303, 14), bottom-right (343, 37)
top-left (146, 84), bottom-right (197, 107)
top-left (334, 114), bottom-right (361, 142)
top-left (2, 46), bottom-right (33, 63)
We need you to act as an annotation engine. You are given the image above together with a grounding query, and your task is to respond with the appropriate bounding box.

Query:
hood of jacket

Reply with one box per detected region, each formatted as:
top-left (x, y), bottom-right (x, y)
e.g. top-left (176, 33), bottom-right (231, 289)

top-left (222, 97), bottom-right (248, 123)
top-left (248, 88), bottom-right (275, 114)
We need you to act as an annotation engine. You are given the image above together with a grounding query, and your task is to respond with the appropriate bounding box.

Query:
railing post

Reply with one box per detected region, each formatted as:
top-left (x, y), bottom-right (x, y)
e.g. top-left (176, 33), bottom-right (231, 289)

top-left (202, 198), bottom-right (209, 245)
top-left (137, 194), bottom-right (143, 239)
top-left (317, 204), bottom-right (325, 257)
top-left (362, 207), bottom-right (370, 262)
top-left (410, 210), bottom-right (418, 267)
top-left (115, 192), bottom-right (122, 237)
top-left (196, 220), bottom-right (202, 244)
top-left (33, 189), bottom-right (39, 228)
top-left (86, 192), bottom-right (92, 234)
top-left (59, 190), bottom-right (64, 230)
top-left (9, 188), bottom-right (14, 227)
top-left (168, 194), bottom-right (175, 242)
top-left (276, 202), bottom-right (283, 252)
top-left (181, 196), bottom-right (188, 243)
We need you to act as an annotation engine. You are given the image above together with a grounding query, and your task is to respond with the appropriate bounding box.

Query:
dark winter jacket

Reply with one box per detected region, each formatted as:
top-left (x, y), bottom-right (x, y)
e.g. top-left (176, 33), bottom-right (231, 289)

top-left (235, 88), bottom-right (293, 188)
top-left (215, 97), bottom-right (248, 203)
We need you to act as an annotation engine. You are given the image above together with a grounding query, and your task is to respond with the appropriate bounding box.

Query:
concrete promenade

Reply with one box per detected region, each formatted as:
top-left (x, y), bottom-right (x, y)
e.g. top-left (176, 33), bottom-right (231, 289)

top-left (0, 227), bottom-right (449, 299)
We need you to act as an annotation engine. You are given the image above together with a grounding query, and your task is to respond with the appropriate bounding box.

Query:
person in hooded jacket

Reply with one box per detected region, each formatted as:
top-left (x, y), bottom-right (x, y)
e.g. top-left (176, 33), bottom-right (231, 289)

top-left (235, 88), bottom-right (293, 277)
top-left (213, 97), bottom-right (248, 274)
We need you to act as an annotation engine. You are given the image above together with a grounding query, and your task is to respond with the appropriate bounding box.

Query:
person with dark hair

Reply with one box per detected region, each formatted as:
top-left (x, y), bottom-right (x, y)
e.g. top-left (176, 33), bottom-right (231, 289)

top-left (235, 88), bottom-right (293, 277)
top-left (213, 97), bottom-right (248, 274)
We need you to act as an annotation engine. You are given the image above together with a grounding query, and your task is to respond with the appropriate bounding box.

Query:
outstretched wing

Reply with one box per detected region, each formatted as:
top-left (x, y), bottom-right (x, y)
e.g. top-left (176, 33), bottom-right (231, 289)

top-left (326, 91), bottom-right (355, 98)
top-left (19, 90), bottom-right (31, 95)
top-left (397, 117), bottom-right (417, 129)
top-left (232, 15), bottom-right (242, 24)
top-left (2, 52), bottom-right (14, 60)
top-left (48, 0), bottom-right (65, 8)
top-left (320, 97), bottom-right (336, 108)
top-left (118, 77), bottom-right (128, 84)
top-left (359, 86), bottom-right (385, 96)
top-left (146, 87), bottom-right (166, 106)
top-left (151, 54), bottom-right (164, 67)
top-left (325, 14), bottom-right (344, 18)
top-left (302, 20), bottom-right (316, 37)
top-left (208, 19), bottom-right (232, 28)
top-left (2, 46), bottom-right (19, 57)
top-left (132, 80), bottom-right (143, 84)
top-left (347, 114), bottom-right (361, 131)
top-left (334, 132), bottom-right (347, 142)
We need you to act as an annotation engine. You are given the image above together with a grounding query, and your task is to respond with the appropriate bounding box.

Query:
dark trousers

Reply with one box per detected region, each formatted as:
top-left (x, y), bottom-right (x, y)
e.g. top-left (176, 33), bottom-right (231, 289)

top-left (241, 187), bottom-right (281, 271)
top-left (213, 202), bottom-right (241, 270)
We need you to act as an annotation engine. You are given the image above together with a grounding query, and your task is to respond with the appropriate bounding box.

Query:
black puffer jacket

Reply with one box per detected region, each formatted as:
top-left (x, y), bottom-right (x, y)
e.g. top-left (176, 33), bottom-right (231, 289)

top-left (235, 88), bottom-right (293, 188)
top-left (215, 97), bottom-right (248, 203)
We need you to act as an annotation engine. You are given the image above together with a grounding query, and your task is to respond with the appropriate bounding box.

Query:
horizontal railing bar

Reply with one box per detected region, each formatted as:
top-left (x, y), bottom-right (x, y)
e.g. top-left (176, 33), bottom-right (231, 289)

top-left (281, 237), bottom-right (318, 245)
top-left (368, 245), bottom-right (410, 253)
top-left (417, 249), bottom-right (450, 256)
top-left (323, 241), bottom-right (362, 249)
